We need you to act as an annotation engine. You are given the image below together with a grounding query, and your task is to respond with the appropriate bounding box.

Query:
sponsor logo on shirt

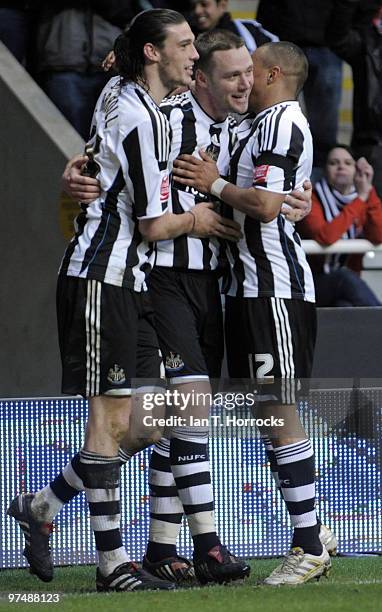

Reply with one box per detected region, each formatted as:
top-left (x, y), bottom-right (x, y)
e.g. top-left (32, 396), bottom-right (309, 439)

top-left (253, 164), bottom-right (270, 186)
top-left (160, 175), bottom-right (170, 202)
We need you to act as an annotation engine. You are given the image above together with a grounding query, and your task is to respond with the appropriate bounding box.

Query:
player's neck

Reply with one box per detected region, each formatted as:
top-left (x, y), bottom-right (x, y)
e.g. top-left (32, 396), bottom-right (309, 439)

top-left (193, 86), bottom-right (228, 122)
top-left (254, 91), bottom-right (296, 114)
top-left (139, 68), bottom-right (173, 107)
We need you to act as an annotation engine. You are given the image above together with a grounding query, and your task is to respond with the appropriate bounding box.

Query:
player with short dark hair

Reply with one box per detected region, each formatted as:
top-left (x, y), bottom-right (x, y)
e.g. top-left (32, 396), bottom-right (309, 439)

top-left (172, 40), bottom-right (333, 585)
top-left (143, 29), bottom-right (253, 585)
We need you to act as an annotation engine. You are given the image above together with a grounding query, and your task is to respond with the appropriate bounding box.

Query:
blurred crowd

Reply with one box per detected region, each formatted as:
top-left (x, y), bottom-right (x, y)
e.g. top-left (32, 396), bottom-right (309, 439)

top-left (1, 1), bottom-right (381, 185)
top-left (1, 1), bottom-right (381, 306)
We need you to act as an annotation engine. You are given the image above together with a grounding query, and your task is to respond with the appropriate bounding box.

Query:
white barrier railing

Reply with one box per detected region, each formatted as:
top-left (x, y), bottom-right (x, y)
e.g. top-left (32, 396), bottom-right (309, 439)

top-left (302, 239), bottom-right (382, 255)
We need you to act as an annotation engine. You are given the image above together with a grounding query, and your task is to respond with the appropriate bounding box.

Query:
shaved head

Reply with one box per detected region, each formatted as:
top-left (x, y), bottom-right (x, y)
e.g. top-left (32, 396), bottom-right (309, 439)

top-left (255, 41), bottom-right (308, 95)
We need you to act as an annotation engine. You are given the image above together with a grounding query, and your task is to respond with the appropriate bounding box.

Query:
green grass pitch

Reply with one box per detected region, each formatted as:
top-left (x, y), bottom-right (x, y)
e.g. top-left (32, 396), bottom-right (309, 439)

top-left (0, 557), bottom-right (381, 611)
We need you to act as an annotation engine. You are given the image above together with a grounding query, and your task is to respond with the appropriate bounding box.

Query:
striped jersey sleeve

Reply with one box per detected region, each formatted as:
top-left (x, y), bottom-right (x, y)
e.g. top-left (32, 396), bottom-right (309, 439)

top-left (118, 117), bottom-right (170, 219)
top-left (225, 102), bottom-right (315, 302)
top-left (241, 102), bottom-right (312, 194)
top-left (115, 85), bottom-right (171, 220)
top-left (59, 78), bottom-right (172, 291)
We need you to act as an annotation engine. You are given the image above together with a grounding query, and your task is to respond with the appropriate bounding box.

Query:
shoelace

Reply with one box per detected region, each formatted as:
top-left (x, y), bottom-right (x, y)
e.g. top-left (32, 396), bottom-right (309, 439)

top-left (277, 550), bottom-right (304, 575)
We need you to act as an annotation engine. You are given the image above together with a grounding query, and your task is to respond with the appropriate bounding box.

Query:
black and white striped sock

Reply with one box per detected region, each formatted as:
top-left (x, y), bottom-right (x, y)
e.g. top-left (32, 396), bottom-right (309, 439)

top-left (262, 435), bottom-right (322, 528)
top-left (30, 448), bottom-right (133, 524)
top-left (170, 428), bottom-right (220, 556)
top-left (146, 438), bottom-right (183, 563)
top-left (274, 439), bottom-right (322, 555)
top-left (30, 453), bottom-right (86, 522)
top-left (262, 436), bottom-right (280, 488)
top-left (80, 449), bottom-right (129, 575)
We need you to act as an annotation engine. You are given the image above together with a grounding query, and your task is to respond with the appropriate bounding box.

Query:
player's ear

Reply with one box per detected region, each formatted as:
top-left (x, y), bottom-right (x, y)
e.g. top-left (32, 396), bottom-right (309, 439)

top-left (195, 68), bottom-right (208, 89)
top-left (267, 65), bottom-right (281, 84)
top-left (143, 42), bottom-right (160, 63)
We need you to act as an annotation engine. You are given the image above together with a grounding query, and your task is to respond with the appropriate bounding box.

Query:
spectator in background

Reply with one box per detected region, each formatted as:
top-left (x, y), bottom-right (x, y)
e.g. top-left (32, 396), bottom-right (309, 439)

top-left (189, 0), bottom-right (278, 53)
top-left (299, 145), bottom-right (382, 307)
top-left (150, 0), bottom-right (190, 12)
top-left (0, 1), bottom-right (40, 66)
top-left (35, 2), bottom-right (135, 140)
top-left (327, 1), bottom-right (382, 197)
top-left (257, 0), bottom-right (343, 179)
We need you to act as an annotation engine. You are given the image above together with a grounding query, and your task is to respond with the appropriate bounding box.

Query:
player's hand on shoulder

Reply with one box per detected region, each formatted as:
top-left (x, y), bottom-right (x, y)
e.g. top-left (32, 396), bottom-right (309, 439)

top-left (62, 155), bottom-right (101, 204)
top-left (282, 179), bottom-right (312, 222)
top-left (102, 50), bottom-right (116, 72)
top-left (192, 202), bottom-right (242, 242)
top-left (173, 150), bottom-right (220, 194)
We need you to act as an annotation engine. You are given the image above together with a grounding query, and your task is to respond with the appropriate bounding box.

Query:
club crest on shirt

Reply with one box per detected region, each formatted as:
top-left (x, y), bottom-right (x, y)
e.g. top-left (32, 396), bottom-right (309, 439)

top-left (160, 175), bottom-right (170, 202)
top-left (107, 364), bottom-right (126, 384)
top-left (253, 164), bottom-right (270, 186)
top-left (165, 352), bottom-right (184, 372)
top-left (205, 130), bottom-right (221, 162)
top-left (205, 144), bottom-right (220, 162)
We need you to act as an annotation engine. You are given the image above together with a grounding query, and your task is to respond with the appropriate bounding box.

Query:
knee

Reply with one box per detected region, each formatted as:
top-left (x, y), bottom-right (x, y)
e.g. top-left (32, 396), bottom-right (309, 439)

top-left (87, 401), bottom-right (130, 444)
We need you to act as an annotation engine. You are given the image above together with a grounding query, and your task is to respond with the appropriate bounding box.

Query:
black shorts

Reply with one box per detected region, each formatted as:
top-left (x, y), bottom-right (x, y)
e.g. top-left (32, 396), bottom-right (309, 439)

top-left (147, 267), bottom-right (224, 383)
top-left (57, 276), bottom-right (163, 397)
top-left (225, 295), bottom-right (316, 404)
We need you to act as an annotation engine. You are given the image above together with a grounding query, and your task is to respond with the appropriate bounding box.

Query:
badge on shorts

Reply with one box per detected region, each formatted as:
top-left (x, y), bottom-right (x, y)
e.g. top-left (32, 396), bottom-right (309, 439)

top-left (165, 352), bottom-right (184, 373)
top-left (107, 364), bottom-right (126, 384)
top-left (253, 164), bottom-right (270, 186)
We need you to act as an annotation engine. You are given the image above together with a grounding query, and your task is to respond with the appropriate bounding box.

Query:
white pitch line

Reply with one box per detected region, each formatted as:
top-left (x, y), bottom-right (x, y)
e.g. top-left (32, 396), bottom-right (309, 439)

top-left (332, 580), bottom-right (382, 585)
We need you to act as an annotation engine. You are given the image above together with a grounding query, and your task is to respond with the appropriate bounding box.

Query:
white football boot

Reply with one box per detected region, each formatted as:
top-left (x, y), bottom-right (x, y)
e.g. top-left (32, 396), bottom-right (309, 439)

top-left (319, 524), bottom-right (338, 556)
top-left (263, 546), bottom-right (331, 585)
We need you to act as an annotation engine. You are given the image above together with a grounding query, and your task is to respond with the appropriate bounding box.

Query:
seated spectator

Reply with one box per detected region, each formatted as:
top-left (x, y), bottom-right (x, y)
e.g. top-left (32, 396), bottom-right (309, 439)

top-left (189, 0), bottom-right (278, 52)
top-left (299, 145), bottom-right (382, 306)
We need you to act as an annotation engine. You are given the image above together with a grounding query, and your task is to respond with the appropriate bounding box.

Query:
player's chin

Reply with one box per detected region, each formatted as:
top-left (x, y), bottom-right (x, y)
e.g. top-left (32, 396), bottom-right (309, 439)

top-left (181, 71), bottom-right (194, 86)
top-left (231, 97), bottom-right (249, 114)
top-left (172, 77), bottom-right (191, 91)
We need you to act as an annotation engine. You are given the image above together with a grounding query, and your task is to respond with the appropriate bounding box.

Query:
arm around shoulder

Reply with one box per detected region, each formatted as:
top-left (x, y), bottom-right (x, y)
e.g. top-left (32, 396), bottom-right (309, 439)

top-left (139, 211), bottom-right (194, 242)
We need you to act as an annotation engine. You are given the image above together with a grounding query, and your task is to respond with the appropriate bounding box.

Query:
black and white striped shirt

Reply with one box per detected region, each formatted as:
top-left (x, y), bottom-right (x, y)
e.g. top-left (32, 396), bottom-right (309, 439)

top-left (225, 101), bottom-right (315, 302)
top-left (60, 76), bottom-right (171, 291)
top-left (200, 13), bottom-right (279, 53)
top-left (156, 91), bottom-right (236, 271)
top-left (231, 18), bottom-right (279, 54)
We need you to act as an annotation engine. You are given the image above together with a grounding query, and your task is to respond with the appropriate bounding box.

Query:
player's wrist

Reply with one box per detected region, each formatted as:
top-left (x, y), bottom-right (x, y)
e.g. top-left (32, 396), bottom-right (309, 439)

top-left (210, 177), bottom-right (229, 200)
top-left (185, 210), bottom-right (196, 234)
